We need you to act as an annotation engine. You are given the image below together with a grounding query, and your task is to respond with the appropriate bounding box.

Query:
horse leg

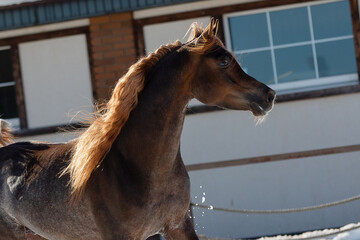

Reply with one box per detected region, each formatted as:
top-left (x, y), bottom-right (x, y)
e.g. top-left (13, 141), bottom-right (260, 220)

top-left (163, 215), bottom-right (198, 240)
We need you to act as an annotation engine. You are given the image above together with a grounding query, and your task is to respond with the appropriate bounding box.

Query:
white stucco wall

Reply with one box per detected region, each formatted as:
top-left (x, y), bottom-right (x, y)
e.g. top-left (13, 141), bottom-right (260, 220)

top-left (16, 131), bottom-right (79, 144)
top-left (189, 152), bottom-right (360, 238)
top-left (134, 0), bottom-right (260, 19)
top-left (143, 16), bottom-right (211, 54)
top-left (181, 92), bottom-right (360, 238)
top-left (0, 0), bottom-right (39, 7)
top-left (182, 92), bottom-right (360, 164)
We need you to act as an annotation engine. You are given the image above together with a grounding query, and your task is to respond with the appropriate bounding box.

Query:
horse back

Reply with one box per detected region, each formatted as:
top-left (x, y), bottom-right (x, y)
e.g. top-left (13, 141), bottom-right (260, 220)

top-left (0, 141), bottom-right (73, 200)
top-left (0, 141), bottom-right (99, 239)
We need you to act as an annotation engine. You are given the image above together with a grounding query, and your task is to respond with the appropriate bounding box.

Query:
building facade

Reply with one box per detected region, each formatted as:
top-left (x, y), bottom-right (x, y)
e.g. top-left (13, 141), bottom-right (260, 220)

top-left (1, 0), bottom-right (360, 238)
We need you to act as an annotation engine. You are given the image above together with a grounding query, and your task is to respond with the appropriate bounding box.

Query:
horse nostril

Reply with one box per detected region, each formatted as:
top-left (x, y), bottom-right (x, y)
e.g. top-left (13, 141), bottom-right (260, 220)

top-left (267, 89), bottom-right (276, 103)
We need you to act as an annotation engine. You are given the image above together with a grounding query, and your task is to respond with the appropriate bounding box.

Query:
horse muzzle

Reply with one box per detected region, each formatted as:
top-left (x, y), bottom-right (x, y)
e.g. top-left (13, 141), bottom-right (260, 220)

top-left (248, 88), bottom-right (276, 116)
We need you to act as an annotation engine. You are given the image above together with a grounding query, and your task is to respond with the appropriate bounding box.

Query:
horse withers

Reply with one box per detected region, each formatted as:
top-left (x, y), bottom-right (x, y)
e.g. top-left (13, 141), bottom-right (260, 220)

top-left (0, 19), bottom-right (275, 240)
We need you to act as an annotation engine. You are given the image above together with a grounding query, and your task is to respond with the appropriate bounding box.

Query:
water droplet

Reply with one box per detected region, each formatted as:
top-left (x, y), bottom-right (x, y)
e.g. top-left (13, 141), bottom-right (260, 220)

top-left (208, 205), bottom-right (214, 210)
top-left (200, 185), bottom-right (202, 189)
top-left (201, 196), bottom-right (206, 203)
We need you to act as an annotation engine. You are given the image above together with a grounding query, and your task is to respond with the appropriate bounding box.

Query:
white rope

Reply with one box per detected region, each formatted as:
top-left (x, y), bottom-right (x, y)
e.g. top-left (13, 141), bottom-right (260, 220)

top-left (191, 194), bottom-right (360, 214)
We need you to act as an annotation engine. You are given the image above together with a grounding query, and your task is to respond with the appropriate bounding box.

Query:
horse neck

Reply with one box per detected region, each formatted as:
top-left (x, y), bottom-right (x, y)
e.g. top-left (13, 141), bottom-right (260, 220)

top-left (110, 51), bottom-right (194, 175)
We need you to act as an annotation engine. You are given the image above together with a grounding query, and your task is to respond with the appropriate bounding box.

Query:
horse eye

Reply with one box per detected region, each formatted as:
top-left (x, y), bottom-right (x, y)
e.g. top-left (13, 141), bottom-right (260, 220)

top-left (218, 55), bottom-right (231, 68)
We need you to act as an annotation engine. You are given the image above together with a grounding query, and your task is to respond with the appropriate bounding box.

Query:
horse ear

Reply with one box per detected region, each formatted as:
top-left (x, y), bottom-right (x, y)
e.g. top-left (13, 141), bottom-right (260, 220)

top-left (186, 22), bottom-right (204, 42)
top-left (203, 18), bottom-right (219, 40)
top-left (210, 18), bottom-right (219, 37)
top-left (183, 19), bottom-right (219, 52)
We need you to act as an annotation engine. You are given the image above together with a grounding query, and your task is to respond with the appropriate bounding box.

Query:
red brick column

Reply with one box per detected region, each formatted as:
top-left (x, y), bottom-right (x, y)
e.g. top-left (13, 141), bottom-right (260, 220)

top-left (89, 12), bottom-right (137, 101)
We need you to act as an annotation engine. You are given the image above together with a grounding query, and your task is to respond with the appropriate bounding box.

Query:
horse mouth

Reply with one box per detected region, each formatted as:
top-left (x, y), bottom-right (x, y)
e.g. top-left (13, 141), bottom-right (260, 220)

top-left (250, 102), bottom-right (269, 116)
top-left (246, 88), bottom-right (275, 117)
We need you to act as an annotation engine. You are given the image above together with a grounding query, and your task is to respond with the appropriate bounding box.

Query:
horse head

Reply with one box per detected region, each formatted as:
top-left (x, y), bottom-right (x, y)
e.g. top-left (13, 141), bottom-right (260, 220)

top-left (182, 19), bottom-right (276, 117)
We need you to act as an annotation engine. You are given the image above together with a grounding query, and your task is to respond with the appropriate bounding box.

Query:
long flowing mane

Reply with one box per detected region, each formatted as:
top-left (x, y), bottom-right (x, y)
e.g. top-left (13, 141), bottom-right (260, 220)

top-left (64, 19), bottom-right (220, 197)
top-left (0, 120), bottom-right (13, 147)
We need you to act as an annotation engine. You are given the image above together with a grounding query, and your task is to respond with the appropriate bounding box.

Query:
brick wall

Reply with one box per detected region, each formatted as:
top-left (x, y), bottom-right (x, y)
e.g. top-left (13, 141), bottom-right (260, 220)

top-left (89, 12), bottom-right (137, 101)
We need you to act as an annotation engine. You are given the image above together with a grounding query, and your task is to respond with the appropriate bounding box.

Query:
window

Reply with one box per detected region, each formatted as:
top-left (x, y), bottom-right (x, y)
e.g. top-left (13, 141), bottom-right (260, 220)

top-left (224, 0), bottom-right (358, 94)
top-left (19, 34), bottom-right (93, 128)
top-left (0, 47), bottom-right (19, 128)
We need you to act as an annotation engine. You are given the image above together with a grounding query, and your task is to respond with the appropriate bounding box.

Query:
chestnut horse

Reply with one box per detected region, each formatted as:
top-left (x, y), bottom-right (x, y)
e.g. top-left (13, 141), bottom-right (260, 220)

top-left (0, 20), bottom-right (275, 240)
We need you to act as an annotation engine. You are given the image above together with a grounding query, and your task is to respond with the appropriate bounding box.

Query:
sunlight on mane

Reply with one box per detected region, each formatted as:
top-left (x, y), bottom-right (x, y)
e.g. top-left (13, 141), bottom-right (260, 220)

top-left (0, 119), bottom-right (13, 147)
top-left (62, 41), bottom-right (182, 198)
top-left (62, 19), bottom-right (222, 198)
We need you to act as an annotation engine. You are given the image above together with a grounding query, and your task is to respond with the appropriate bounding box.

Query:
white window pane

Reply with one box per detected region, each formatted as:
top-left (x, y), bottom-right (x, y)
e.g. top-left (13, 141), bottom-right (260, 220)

top-left (225, 0), bottom-right (358, 92)
top-left (311, 0), bottom-right (353, 40)
top-left (236, 50), bottom-right (274, 85)
top-left (275, 45), bottom-right (316, 83)
top-left (19, 34), bottom-right (93, 128)
top-left (316, 39), bottom-right (357, 77)
top-left (270, 7), bottom-right (311, 45)
top-left (228, 13), bottom-right (269, 51)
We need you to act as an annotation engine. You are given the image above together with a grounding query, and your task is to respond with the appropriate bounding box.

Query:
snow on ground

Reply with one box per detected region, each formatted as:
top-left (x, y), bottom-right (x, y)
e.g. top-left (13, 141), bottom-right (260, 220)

top-left (258, 222), bottom-right (360, 240)
top-left (199, 223), bottom-right (360, 240)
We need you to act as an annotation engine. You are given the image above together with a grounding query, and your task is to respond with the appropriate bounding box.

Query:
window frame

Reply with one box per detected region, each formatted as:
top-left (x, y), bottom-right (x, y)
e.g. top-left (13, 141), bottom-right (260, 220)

top-left (223, 0), bottom-right (359, 95)
top-left (0, 27), bottom-right (93, 130)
